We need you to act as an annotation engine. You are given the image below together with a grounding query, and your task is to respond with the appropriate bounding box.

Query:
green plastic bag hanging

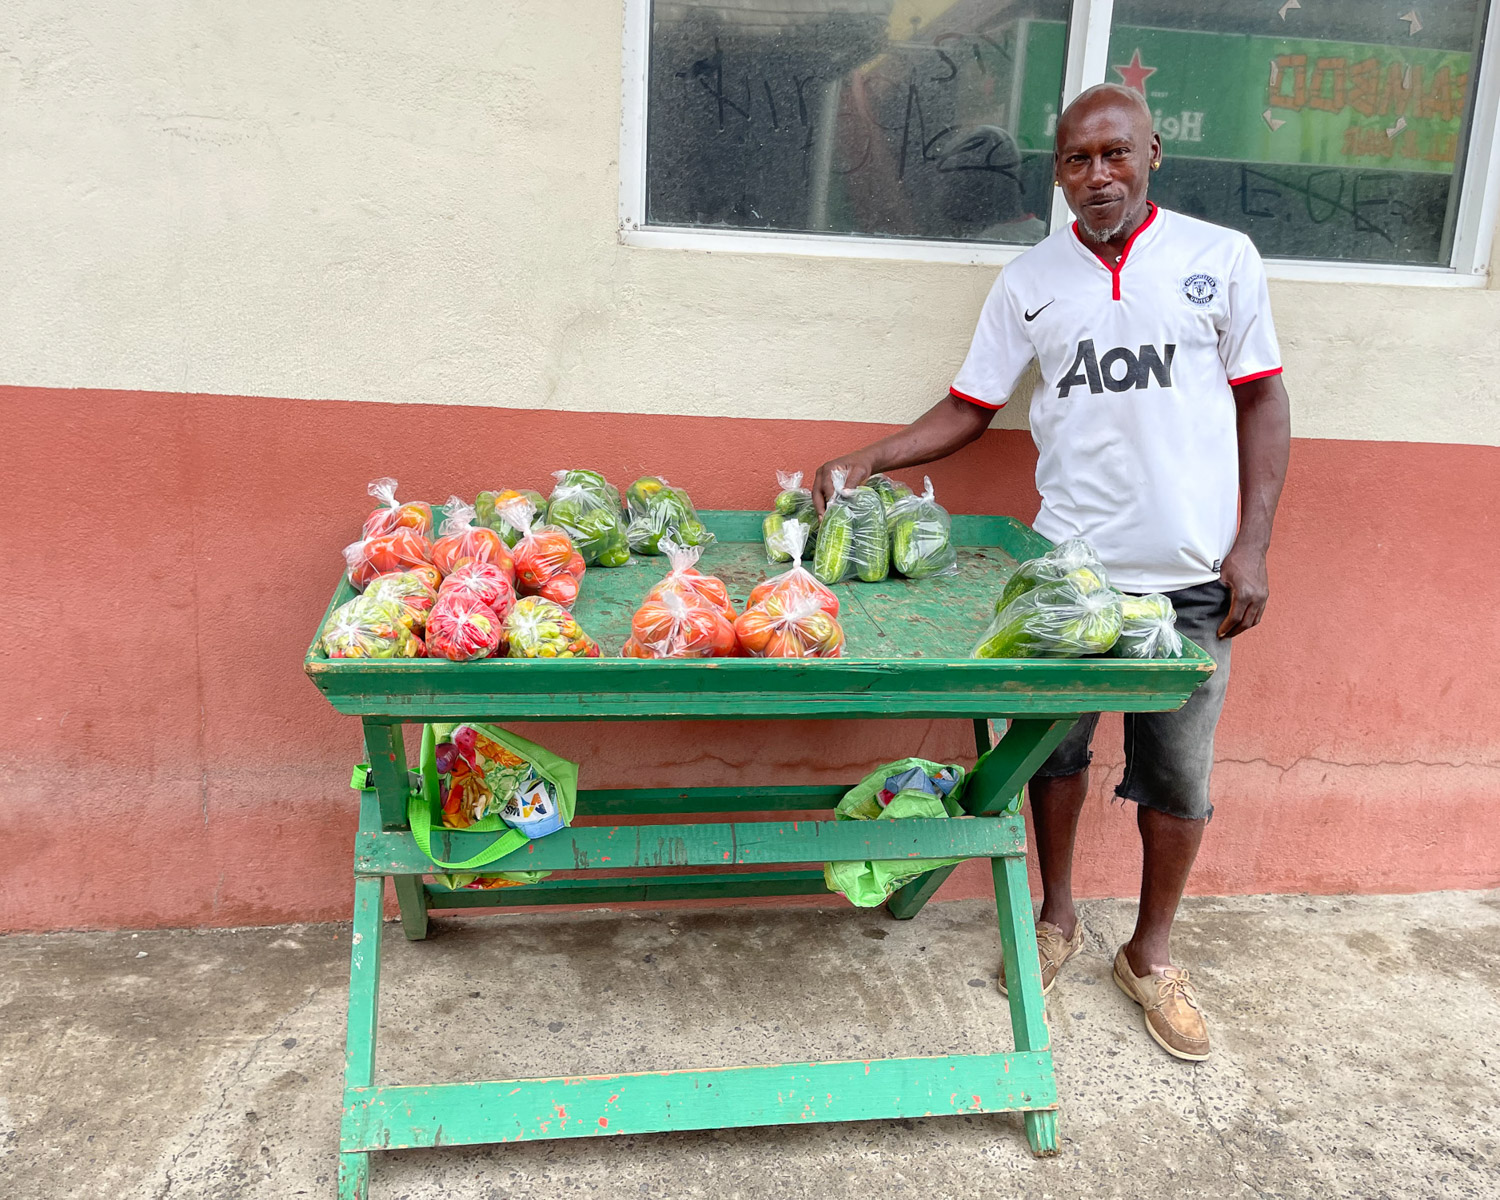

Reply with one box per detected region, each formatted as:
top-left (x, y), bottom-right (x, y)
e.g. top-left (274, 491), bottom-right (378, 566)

top-left (823, 757), bottom-right (967, 908)
top-left (409, 722), bottom-right (579, 875)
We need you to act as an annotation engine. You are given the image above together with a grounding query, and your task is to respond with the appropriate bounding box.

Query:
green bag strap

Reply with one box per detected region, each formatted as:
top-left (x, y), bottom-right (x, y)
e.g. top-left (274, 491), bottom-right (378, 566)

top-left (406, 724), bottom-right (531, 871)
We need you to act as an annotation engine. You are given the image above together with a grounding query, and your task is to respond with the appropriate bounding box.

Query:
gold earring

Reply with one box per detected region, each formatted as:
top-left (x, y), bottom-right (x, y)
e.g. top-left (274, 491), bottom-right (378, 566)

top-left (1151, 159), bottom-right (1161, 171)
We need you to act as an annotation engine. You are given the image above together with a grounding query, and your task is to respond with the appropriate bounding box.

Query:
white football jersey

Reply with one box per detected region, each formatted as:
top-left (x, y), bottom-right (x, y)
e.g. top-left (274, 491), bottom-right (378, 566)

top-left (951, 205), bottom-right (1283, 593)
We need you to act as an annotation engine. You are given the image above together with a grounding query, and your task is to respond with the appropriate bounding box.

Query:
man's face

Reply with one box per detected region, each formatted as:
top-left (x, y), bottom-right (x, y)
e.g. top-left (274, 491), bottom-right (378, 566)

top-left (1054, 99), bottom-right (1160, 242)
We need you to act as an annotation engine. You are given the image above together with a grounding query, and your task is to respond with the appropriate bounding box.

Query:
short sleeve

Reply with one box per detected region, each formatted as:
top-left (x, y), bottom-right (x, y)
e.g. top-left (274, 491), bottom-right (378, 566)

top-left (1219, 238), bottom-right (1283, 386)
top-left (950, 272), bottom-right (1035, 410)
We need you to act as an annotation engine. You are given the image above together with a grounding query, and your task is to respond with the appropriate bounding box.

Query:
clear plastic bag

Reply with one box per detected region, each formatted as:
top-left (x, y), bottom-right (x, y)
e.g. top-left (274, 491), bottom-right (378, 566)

top-left (504, 596), bottom-right (601, 659)
top-left (438, 561), bottom-right (516, 623)
top-left (1113, 593), bottom-right (1185, 659)
top-left (997, 536), bottom-right (1110, 611)
top-left (499, 497), bottom-right (587, 607)
top-left (623, 542), bottom-right (738, 659)
top-left (974, 576), bottom-right (1123, 659)
top-left (886, 476), bottom-right (959, 580)
top-left (737, 522), bottom-right (846, 658)
top-left (545, 469), bottom-right (630, 567)
top-left (363, 570), bottom-right (440, 634)
top-left (624, 476), bottom-right (713, 556)
top-left (865, 473), bottom-right (914, 512)
top-left (361, 477), bottom-right (433, 539)
top-left (762, 470), bottom-right (820, 563)
top-left (424, 592), bottom-right (503, 661)
top-left (813, 468), bottom-right (889, 585)
top-left (431, 496), bottom-right (517, 579)
top-left (343, 527), bottom-right (436, 591)
top-left (320, 596), bottom-right (424, 659)
top-left (474, 488), bottom-right (549, 548)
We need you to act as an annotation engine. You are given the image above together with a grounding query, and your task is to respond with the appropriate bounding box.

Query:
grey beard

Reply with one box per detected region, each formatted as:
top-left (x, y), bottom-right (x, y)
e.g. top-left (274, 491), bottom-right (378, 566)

top-left (1079, 212), bottom-right (1130, 242)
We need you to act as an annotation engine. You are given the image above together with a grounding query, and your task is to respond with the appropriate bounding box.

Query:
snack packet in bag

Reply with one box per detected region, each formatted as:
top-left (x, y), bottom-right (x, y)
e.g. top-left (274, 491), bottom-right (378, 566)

top-left (813, 469), bottom-right (889, 585)
top-left (319, 596), bottom-right (424, 659)
top-left (887, 476), bottom-right (959, 580)
top-left (997, 536), bottom-right (1111, 610)
top-left (474, 488), bottom-right (549, 548)
top-left (974, 577), bottom-right (1123, 659)
top-left (438, 561), bottom-right (516, 623)
top-left (624, 476), bottom-right (713, 555)
top-left (431, 496), bottom-right (517, 578)
top-left (545, 469), bottom-right (631, 567)
top-left (361, 477), bottom-right (433, 539)
top-left (737, 522), bottom-right (845, 658)
top-left (762, 470), bottom-right (820, 563)
top-left (504, 596), bottom-right (601, 659)
top-left (364, 570), bottom-right (440, 634)
top-left (425, 592), bottom-right (504, 661)
top-left (623, 541), bottom-right (738, 659)
top-left (343, 527), bottom-right (436, 591)
top-left (1113, 593), bottom-right (1185, 659)
top-left (500, 497), bottom-right (587, 607)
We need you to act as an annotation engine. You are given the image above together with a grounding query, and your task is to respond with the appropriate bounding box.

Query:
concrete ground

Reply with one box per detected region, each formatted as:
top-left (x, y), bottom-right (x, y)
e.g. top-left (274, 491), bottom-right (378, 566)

top-left (2, 890), bottom-right (1497, 1200)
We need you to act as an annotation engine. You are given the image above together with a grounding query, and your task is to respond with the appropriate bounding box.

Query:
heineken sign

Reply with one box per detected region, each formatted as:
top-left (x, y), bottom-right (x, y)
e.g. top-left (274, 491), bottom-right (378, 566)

top-left (1016, 22), bottom-right (1473, 175)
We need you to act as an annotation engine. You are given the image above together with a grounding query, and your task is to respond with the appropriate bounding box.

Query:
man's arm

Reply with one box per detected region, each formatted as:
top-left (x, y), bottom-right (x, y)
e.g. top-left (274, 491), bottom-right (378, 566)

top-left (1218, 373), bottom-right (1291, 638)
top-left (812, 394), bottom-right (995, 513)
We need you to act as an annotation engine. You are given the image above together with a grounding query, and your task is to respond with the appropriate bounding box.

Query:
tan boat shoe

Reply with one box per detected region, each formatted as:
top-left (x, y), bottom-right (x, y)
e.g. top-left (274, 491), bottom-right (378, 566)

top-left (998, 920), bottom-right (1084, 997)
top-left (1112, 947), bottom-right (1211, 1061)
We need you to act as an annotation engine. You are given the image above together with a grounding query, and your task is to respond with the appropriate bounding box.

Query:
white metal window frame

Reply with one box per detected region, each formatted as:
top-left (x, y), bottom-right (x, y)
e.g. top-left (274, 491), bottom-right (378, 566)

top-left (620, 0), bottom-right (1500, 287)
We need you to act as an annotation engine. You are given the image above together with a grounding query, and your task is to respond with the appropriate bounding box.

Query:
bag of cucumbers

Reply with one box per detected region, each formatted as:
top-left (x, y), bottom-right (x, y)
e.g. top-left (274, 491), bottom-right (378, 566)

top-left (1112, 593), bottom-right (1185, 659)
top-left (865, 473), bottom-right (914, 512)
top-left (762, 470), bottom-right (819, 562)
top-left (886, 476), bottom-right (958, 580)
top-left (973, 575), bottom-right (1123, 659)
top-left (545, 469), bottom-right (631, 568)
top-left (813, 468), bottom-right (889, 585)
top-left (997, 536), bottom-right (1111, 610)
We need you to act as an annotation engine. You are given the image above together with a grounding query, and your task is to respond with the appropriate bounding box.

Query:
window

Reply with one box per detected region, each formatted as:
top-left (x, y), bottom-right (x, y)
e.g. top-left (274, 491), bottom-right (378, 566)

top-left (621, 0), bottom-right (1500, 280)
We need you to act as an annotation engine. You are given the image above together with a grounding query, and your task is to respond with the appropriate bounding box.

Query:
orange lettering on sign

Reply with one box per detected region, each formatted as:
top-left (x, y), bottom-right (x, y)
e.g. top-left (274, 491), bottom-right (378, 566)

top-left (1418, 65), bottom-right (1454, 121)
top-left (1380, 62), bottom-right (1419, 117)
top-left (1348, 58), bottom-right (1380, 116)
top-left (1308, 57), bottom-right (1347, 113)
top-left (1270, 54), bottom-right (1307, 110)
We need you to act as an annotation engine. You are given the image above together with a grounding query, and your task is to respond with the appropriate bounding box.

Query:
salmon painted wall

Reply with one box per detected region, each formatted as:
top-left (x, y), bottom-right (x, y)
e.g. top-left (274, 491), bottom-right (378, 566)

top-left (2, 386), bottom-right (1497, 931)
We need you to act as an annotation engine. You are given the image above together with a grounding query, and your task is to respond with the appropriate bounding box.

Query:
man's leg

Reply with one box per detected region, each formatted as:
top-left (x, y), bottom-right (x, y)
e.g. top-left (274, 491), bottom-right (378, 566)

top-left (1111, 580), bottom-right (1232, 1060)
top-left (998, 713), bottom-right (1099, 996)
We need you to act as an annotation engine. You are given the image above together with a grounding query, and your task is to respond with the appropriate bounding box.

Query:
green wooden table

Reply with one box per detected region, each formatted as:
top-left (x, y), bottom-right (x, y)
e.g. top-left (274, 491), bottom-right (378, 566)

top-left (305, 511), bottom-right (1214, 1199)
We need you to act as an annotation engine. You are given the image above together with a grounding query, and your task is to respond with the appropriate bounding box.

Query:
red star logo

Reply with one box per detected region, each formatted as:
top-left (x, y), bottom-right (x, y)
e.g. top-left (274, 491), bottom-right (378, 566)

top-left (1112, 49), bottom-right (1157, 95)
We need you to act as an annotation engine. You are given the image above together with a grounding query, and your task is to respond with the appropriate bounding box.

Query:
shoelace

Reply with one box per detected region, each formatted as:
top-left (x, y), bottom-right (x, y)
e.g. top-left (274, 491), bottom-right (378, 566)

top-left (1036, 926), bottom-right (1076, 967)
top-left (1152, 970), bottom-right (1201, 1012)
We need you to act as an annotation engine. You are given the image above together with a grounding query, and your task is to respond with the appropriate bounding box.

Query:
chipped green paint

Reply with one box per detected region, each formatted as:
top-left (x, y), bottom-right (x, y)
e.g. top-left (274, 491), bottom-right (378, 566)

top-left (312, 511), bottom-right (1214, 1193)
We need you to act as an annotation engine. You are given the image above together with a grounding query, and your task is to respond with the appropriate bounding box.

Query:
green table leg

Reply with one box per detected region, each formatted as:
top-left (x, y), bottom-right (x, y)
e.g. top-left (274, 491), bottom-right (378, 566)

top-left (340, 872), bottom-right (385, 1198)
top-left (993, 853), bottom-right (1060, 1156)
top-left (362, 719), bottom-right (429, 942)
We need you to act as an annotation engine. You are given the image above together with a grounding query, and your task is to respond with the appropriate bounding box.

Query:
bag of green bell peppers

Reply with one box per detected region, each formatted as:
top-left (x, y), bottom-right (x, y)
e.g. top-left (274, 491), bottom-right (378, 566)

top-left (886, 476), bottom-right (958, 580)
top-left (474, 488), bottom-right (548, 548)
top-left (545, 469), bottom-right (631, 567)
top-left (624, 475), bottom-right (713, 555)
top-left (762, 469), bottom-right (820, 562)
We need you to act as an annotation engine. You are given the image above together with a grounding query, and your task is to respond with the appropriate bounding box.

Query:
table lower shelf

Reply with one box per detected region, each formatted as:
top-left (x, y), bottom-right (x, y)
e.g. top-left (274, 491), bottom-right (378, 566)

top-left (425, 868), bottom-right (831, 908)
top-left (341, 1051), bottom-right (1057, 1150)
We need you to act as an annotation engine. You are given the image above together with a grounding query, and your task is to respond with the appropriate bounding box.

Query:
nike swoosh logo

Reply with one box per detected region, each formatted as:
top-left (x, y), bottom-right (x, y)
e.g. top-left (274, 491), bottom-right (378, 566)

top-left (1024, 300), bottom-right (1055, 322)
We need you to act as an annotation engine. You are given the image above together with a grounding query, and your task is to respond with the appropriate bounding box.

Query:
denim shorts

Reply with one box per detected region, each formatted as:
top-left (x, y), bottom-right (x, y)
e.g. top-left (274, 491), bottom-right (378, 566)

top-left (1032, 579), bottom-right (1233, 821)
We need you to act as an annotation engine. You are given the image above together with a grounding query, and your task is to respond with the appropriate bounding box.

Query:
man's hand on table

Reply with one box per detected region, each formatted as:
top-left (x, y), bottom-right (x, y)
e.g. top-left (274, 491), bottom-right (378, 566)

top-left (812, 454), bottom-right (877, 514)
top-left (1217, 544), bottom-right (1269, 638)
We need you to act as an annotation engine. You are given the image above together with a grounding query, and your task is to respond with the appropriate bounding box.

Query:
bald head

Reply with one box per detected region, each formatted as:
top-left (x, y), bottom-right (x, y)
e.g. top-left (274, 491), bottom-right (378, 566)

top-left (1052, 85), bottom-right (1161, 245)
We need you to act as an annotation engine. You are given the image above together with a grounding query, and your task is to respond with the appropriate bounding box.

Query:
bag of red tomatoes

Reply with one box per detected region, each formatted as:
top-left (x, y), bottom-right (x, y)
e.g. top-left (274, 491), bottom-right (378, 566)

top-left (498, 497), bottom-right (587, 607)
top-left (431, 496), bottom-right (517, 578)
top-left (361, 477), bottom-right (433, 539)
top-left (424, 592), bottom-right (504, 661)
top-left (622, 541), bottom-right (738, 659)
top-left (343, 527), bottom-right (436, 591)
top-left (438, 561), bottom-right (516, 624)
top-left (735, 520), bottom-right (845, 658)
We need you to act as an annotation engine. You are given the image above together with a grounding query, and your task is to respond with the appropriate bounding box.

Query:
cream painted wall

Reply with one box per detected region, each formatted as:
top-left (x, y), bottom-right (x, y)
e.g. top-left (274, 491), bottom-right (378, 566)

top-left (2, 0), bottom-right (1497, 446)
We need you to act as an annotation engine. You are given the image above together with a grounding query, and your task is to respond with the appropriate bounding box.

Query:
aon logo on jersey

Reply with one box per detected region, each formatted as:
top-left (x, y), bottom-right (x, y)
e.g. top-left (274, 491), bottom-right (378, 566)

top-left (1057, 339), bottom-right (1176, 397)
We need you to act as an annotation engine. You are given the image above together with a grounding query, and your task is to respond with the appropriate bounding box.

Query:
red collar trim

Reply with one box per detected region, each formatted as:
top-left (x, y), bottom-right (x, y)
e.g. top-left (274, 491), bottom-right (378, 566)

top-left (1072, 203), bottom-right (1158, 300)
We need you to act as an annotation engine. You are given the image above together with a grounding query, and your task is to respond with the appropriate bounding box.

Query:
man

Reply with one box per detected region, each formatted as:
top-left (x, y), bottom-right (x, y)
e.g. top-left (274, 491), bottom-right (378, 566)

top-left (812, 84), bottom-right (1291, 1062)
